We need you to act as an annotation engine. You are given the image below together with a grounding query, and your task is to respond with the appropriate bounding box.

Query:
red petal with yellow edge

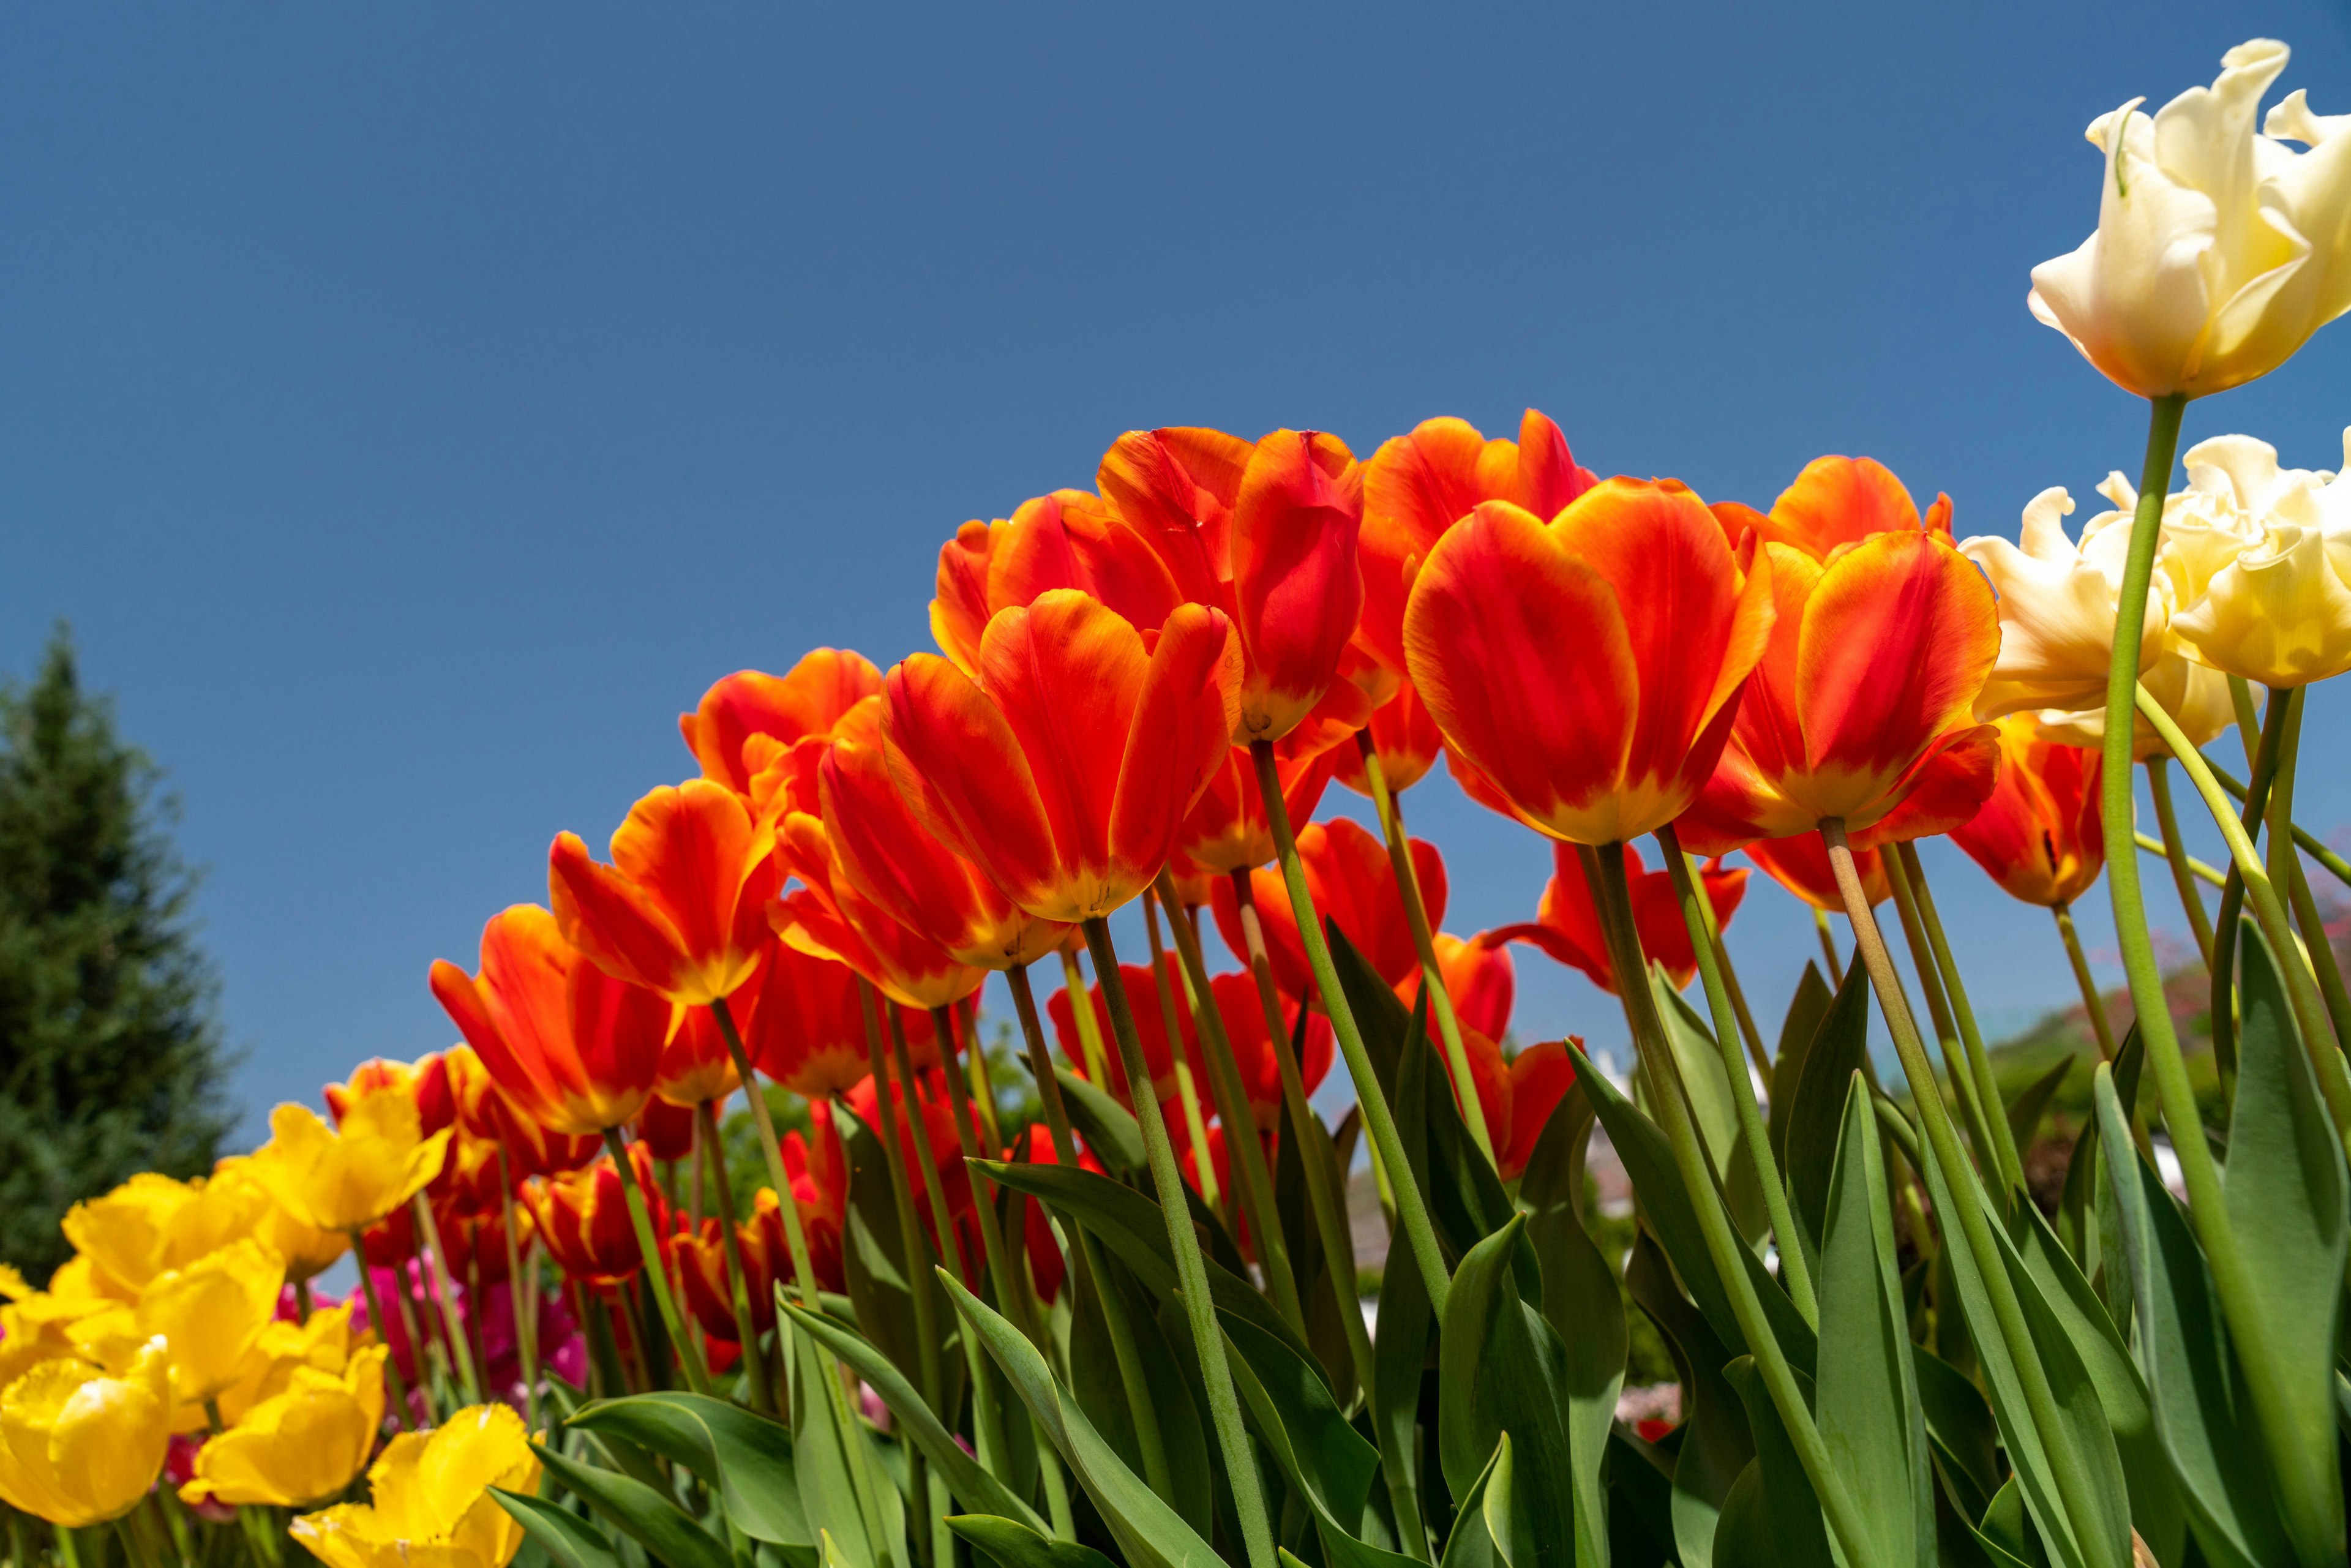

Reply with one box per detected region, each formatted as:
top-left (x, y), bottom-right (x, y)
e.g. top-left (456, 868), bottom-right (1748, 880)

top-left (990, 491), bottom-right (1181, 640)
top-left (1499, 1040), bottom-right (1578, 1180)
top-left (1230, 430), bottom-right (1363, 744)
top-left (1096, 427), bottom-right (1253, 604)
top-left (1850, 724), bottom-right (2003, 850)
top-left (1742, 831), bottom-right (1891, 910)
top-left (432, 907), bottom-right (581, 1132)
top-left (680, 651), bottom-right (882, 793)
top-left (1796, 531), bottom-right (1999, 792)
top-left (931, 519), bottom-right (1002, 677)
top-left (550, 831), bottom-right (688, 997)
top-left (1362, 417), bottom-right (1499, 673)
top-left (1337, 674), bottom-right (1444, 798)
top-left (604, 781), bottom-right (773, 1005)
top-left (1107, 602), bottom-right (1244, 917)
top-left (1416, 933), bottom-right (1514, 1041)
top-left (881, 653), bottom-right (1061, 918)
top-left (1763, 456), bottom-right (1923, 559)
top-left (563, 959), bottom-right (671, 1130)
top-left (1404, 499), bottom-right (1637, 844)
top-left (1177, 738), bottom-right (1338, 878)
top-left (1502, 408), bottom-right (1598, 520)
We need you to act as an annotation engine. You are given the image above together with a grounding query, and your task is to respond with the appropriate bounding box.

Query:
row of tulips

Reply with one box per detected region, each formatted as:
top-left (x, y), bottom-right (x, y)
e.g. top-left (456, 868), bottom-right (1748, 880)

top-left (9, 32), bottom-right (2351, 1568)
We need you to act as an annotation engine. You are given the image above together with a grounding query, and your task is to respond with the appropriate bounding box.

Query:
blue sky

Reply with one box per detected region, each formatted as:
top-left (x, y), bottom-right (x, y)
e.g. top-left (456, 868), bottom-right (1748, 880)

top-left (4, 2), bottom-right (2349, 1136)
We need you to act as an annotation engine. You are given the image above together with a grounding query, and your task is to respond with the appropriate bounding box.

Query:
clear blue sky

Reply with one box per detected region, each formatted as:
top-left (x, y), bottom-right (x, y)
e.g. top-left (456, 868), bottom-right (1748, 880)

top-left (6, 2), bottom-right (2349, 1137)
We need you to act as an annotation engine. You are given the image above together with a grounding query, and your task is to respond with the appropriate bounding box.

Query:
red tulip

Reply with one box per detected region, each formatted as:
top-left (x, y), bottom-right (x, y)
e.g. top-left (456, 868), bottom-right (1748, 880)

top-left (1950, 716), bottom-right (2104, 908)
top-left (632, 1096), bottom-right (697, 1163)
top-left (1712, 455), bottom-right (1953, 563)
top-left (681, 650), bottom-right (882, 796)
top-left (1399, 933), bottom-right (1516, 1040)
top-left (1743, 833), bottom-right (1890, 910)
top-left (1174, 738), bottom-right (1341, 881)
top-left (525, 1142), bottom-right (674, 1285)
top-left (1213, 817), bottom-right (1445, 1004)
top-left (1335, 673), bottom-right (1446, 798)
top-left (1197, 971), bottom-right (1333, 1132)
top-left (1048, 962), bottom-right (1199, 1109)
top-left (1485, 842), bottom-right (1746, 996)
top-left (1499, 1042), bottom-right (1579, 1182)
top-left (930, 492), bottom-right (1183, 678)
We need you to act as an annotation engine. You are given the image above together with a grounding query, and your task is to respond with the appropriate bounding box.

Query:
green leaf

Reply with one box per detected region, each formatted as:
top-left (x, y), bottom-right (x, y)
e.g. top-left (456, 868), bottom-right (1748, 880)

top-left (1722, 1358), bottom-right (1835, 1568)
top-left (2094, 1068), bottom-right (2292, 1568)
top-left (943, 1515), bottom-right (1118, 1568)
top-left (1327, 921), bottom-right (1411, 1102)
top-left (1914, 1345), bottom-right (2000, 1514)
top-left (1054, 1068), bottom-right (1147, 1177)
top-left (1604, 1428), bottom-right (1678, 1566)
top-left (784, 1321), bottom-right (887, 1568)
top-left (1439, 1436), bottom-right (1505, 1568)
top-left (1626, 1232), bottom-right (1752, 1568)
top-left (1768, 961), bottom-right (1835, 1172)
top-left (1655, 972), bottom-right (1766, 1245)
top-left (1370, 1186), bottom-right (1433, 1561)
top-left (1063, 1242), bottom-right (1213, 1537)
top-left (2222, 921), bottom-right (2349, 1559)
top-left (936, 1269), bottom-right (1224, 1568)
top-left (1982, 1478), bottom-right (2054, 1568)
top-left (492, 1487), bottom-right (623, 1568)
top-left (780, 1303), bottom-right (1048, 1535)
top-left (2005, 1056), bottom-right (2075, 1161)
top-left (568, 1392), bottom-right (811, 1548)
top-left (1221, 1309), bottom-right (1415, 1568)
top-left (1815, 1073), bottom-right (1932, 1567)
top-left (533, 1438), bottom-right (735, 1568)
top-left (1781, 963), bottom-right (1872, 1259)
top-left (832, 1102), bottom-right (933, 1395)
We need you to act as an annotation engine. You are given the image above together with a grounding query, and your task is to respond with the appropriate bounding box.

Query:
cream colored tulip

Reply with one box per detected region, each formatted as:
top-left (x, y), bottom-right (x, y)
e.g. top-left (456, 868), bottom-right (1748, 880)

top-left (2028, 40), bottom-right (2351, 399)
top-left (1962, 482), bottom-right (2169, 716)
top-left (2030, 651), bottom-right (2238, 760)
top-left (2165, 430), bottom-right (2351, 686)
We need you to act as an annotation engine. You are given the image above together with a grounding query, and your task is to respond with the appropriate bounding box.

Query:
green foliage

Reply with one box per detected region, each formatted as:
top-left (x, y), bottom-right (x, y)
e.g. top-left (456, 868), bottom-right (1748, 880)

top-left (0, 626), bottom-right (233, 1280)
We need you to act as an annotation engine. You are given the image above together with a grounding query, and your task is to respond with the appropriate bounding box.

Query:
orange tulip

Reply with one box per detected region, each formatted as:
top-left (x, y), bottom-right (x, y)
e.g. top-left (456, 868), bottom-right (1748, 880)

top-left (549, 779), bottom-right (781, 1008)
top-left (1335, 674), bottom-right (1446, 798)
top-left (1404, 479), bottom-right (1775, 846)
top-left (735, 939), bottom-right (925, 1096)
top-left (1048, 962), bottom-right (1202, 1109)
top-left (523, 1142), bottom-right (673, 1286)
top-left (680, 650), bottom-right (882, 795)
top-left (632, 1097), bottom-right (696, 1163)
top-left (1398, 932), bottom-right (1515, 1041)
top-left (648, 1001), bottom-right (739, 1111)
top-left (1099, 428), bottom-right (1370, 745)
top-left (435, 1045), bottom-right (599, 1181)
top-left (1498, 1042), bottom-right (1579, 1182)
top-left (930, 492), bottom-right (1183, 678)
top-left (1950, 716), bottom-right (2105, 908)
top-left (1174, 738), bottom-right (1340, 881)
top-left (882, 593), bottom-right (1241, 923)
top-left (1484, 842), bottom-right (1746, 996)
top-left (431, 905), bottom-right (672, 1136)
top-left (1359, 410), bottom-right (1597, 677)
top-left (1212, 817), bottom-right (1444, 1003)
top-left (1743, 833), bottom-right (1891, 911)
top-left (1679, 470), bottom-right (2001, 853)
top-left (675, 1135), bottom-right (846, 1344)
top-left (1710, 454), bottom-right (1953, 561)
top-left (1194, 972), bottom-right (1333, 1133)
top-left (770, 813), bottom-right (986, 1013)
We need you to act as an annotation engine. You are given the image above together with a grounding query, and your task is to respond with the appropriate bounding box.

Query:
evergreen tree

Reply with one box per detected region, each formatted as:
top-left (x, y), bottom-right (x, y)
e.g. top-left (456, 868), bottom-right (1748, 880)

top-left (0, 626), bottom-right (234, 1280)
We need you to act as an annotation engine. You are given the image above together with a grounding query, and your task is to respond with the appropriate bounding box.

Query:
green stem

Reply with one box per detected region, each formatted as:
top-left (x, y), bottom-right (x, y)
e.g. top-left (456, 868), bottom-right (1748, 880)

top-left (1898, 842), bottom-right (2029, 1201)
top-left (1225, 866), bottom-right (1379, 1400)
top-left (1082, 917), bottom-right (1278, 1568)
top-left (2210, 683), bottom-right (2289, 1096)
top-left (696, 1099), bottom-right (773, 1414)
top-left (494, 1147), bottom-right (539, 1431)
top-left (1589, 840), bottom-right (1877, 1568)
top-left (2146, 757), bottom-right (2216, 966)
top-left (1657, 823), bottom-right (1815, 1322)
top-left (2135, 831), bottom-right (2225, 887)
top-left (409, 1195), bottom-right (483, 1405)
top-left (2053, 902), bottom-right (2118, 1062)
top-left (599, 1128), bottom-right (711, 1397)
top-left (1813, 907), bottom-right (1842, 981)
top-left (1060, 948), bottom-right (1113, 1090)
top-left (1881, 848), bottom-right (2003, 1190)
top-left (346, 1230), bottom-right (410, 1430)
top-left (2210, 757), bottom-right (2351, 888)
top-left (2268, 687), bottom-right (2351, 1057)
top-left (1823, 822), bottom-right (2120, 1568)
top-left (709, 1000), bottom-right (823, 1311)
top-left (1150, 869), bottom-right (1307, 1335)
top-left (1249, 739), bottom-right (1450, 1318)
top-left (1141, 889), bottom-right (1221, 1212)
top-left (1693, 873), bottom-right (1773, 1082)
top-left (1355, 731), bottom-right (1497, 1165)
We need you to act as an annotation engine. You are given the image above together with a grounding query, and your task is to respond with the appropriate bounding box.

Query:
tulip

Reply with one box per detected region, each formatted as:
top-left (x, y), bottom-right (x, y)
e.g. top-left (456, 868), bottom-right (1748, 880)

top-left (327, 1056), bottom-right (452, 1135)
top-left (841, 1069), bottom-right (980, 1285)
top-left (0, 1283), bottom-right (119, 1390)
top-left (179, 1345), bottom-right (388, 1507)
top-left (741, 939), bottom-right (923, 1096)
top-left (1498, 1041), bottom-right (1578, 1182)
top-left (1358, 409), bottom-right (1598, 677)
top-left (770, 814), bottom-right (987, 1011)
top-left (291, 1402), bottom-right (540, 1568)
top-left (212, 1305), bottom-right (356, 1427)
top-left (633, 1095), bottom-right (697, 1162)
top-left (2162, 431), bottom-right (2351, 687)
top-left (136, 1237), bottom-right (285, 1406)
top-left (1048, 962), bottom-right (1201, 1109)
top-left (1712, 454), bottom-right (1953, 561)
top-left (1485, 841), bottom-right (1746, 996)
top-left (210, 1158), bottom-right (350, 1283)
top-left (1951, 716), bottom-right (2105, 908)
top-left (1335, 675), bottom-right (1445, 798)
top-left (1213, 817), bottom-right (1445, 1003)
top-left (677, 1170), bottom-right (845, 1344)
top-left (931, 492), bottom-right (1183, 677)
top-left (883, 592), bottom-right (1241, 922)
top-left (525, 1142), bottom-right (670, 1286)
top-left (1174, 738), bottom-right (1340, 882)
top-left (432, 904), bottom-right (672, 1137)
top-left (1744, 833), bottom-right (1889, 910)
top-left (680, 649), bottom-right (883, 795)
top-left (1404, 479), bottom-right (1776, 846)
top-left (2029, 40), bottom-right (2351, 400)
top-left (0, 1340), bottom-right (174, 1527)
top-left (1398, 932), bottom-right (1515, 1041)
top-left (549, 778), bottom-right (781, 1008)
top-left (61, 1171), bottom-right (272, 1296)
top-left (1100, 427), bottom-right (1370, 745)
top-left (249, 1096), bottom-right (451, 1236)
top-left (1191, 970), bottom-right (1333, 1132)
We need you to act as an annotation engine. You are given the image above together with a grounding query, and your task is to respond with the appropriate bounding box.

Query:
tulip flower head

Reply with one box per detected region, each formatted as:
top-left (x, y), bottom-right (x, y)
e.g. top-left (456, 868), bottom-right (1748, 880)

top-left (1336, 674), bottom-right (1446, 798)
top-left (1193, 970), bottom-right (1333, 1131)
top-left (883, 592), bottom-right (1242, 923)
top-left (1951, 716), bottom-right (2106, 908)
top-left (2161, 430), bottom-right (2351, 687)
top-left (1744, 832), bottom-right (1891, 910)
top-left (1176, 737), bottom-right (1340, 880)
top-left (525, 1142), bottom-right (670, 1286)
top-left (931, 491), bottom-right (1184, 678)
top-left (1399, 932), bottom-right (1516, 1041)
top-left (2030, 40), bottom-right (2351, 400)
top-left (1213, 816), bottom-right (1445, 1003)
top-left (179, 1343), bottom-right (388, 1507)
top-left (1498, 1041), bottom-right (1580, 1183)
top-left (135, 1237), bottom-right (286, 1405)
top-left (0, 1338), bottom-right (175, 1527)
top-left (432, 904), bottom-right (673, 1136)
top-left (249, 1093), bottom-right (451, 1236)
top-left (680, 649), bottom-right (883, 796)
top-left (291, 1402), bottom-right (540, 1568)
top-left (1485, 841), bottom-right (1746, 996)
top-left (61, 1171), bottom-right (275, 1297)
top-left (1405, 478), bottom-right (1775, 846)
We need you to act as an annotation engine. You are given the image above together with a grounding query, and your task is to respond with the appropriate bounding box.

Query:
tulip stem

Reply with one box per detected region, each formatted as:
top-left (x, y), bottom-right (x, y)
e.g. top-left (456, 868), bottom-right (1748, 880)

top-left (1149, 869), bottom-right (1308, 1335)
top-left (346, 1231), bottom-right (410, 1431)
top-left (2266, 686), bottom-right (2351, 1062)
top-left (2210, 756), bottom-right (2351, 888)
top-left (1824, 819), bottom-right (2120, 1568)
top-left (1673, 839), bottom-right (1771, 1078)
top-left (695, 1099), bottom-right (773, 1414)
top-left (2135, 830), bottom-right (2225, 886)
top-left (411, 1195), bottom-right (484, 1405)
top-left (1812, 907), bottom-right (1842, 981)
top-left (1897, 843), bottom-right (2029, 1202)
top-left (1082, 917), bottom-right (1278, 1568)
top-left (1355, 731), bottom-right (1498, 1166)
top-left (1141, 889), bottom-right (1220, 1211)
top-left (2208, 680), bottom-right (2289, 1095)
top-left (2145, 757), bottom-right (2216, 966)
top-left (2052, 901), bottom-right (2119, 1062)
top-left (1880, 847), bottom-right (2004, 1193)
top-left (708, 1000), bottom-right (825, 1313)
top-left (1224, 866), bottom-right (1381, 1401)
top-left (599, 1128), bottom-right (712, 1397)
top-left (1060, 948), bottom-right (1113, 1092)
top-left (1657, 825), bottom-right (1815, 1322)
top-left (1588, 839), bottom-right (1875, 1567)
top-left (493, 1147), bottom-right (538, 1431)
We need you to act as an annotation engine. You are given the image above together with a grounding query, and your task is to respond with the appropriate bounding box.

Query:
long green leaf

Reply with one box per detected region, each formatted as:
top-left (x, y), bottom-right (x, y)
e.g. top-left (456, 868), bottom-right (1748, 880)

top-left (1768, 961), bottom-right (1835, 1172)
top-left (785, 1318), bottom-right (884, 1568)
top-left (1439, 1436), bottom-right (1506, 1568)
top-left (945, 1515), bottom-right (1117, 1568)
top-left (568, 1392), bottom-right (811, 1548)
top-left (1624, 1232), bottom-right (1750, 1568)
top-left (1371, 1181), bottom-right (1433, 1561)
top-left (1221, 1310), bottom-right (1415, 1568)
top-left (1782, 964), bottom-right (1871, 1258)
top-left (833, 1102), bottom-right (937, 1398)
top-left (1065, 1242), bottom-right (1213, 1535)
top-left (1914, 1345), bottom-right (2000, 1515)
top-left (1055, 1068), bottom-right (1147, 1177)
top-left (1435, 1216), bottom-right (1578, 1568)
top-left (533, 1438), bottom-right (735, 1568)
top-left (2005, 1056), bottom-right (2075, 1160)
top-left (1722, 1358), bottom-right (1835, 1568)
top-left (491, 1487), bottom-right (623, 1568)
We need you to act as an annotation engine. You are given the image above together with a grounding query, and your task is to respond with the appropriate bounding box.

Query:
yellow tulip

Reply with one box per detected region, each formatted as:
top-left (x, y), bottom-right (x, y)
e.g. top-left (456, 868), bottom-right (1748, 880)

top-left (2030, 40), bottom-right (2351, 400)
top-left (249, 1098), bottom-right (451, 1235)
top-left (0, 1340), bottom-right (174, 1528)
top-left (136, 1238), bottom-right (285, 1407)
top-left (2161, 431), bottom-right (2351, 687)
top-left (214, 1304), bottom-right (354, 1427)
top-left (291, 1403), bottom-right (540, 1568)
top-left (179, 1345), bottom-right (388, 1508)
top-left (0, 1293), bottom-right (112, 1388)
top-left (212, 1156), bottom-right (350, 1283)
top-left (63, 1167), bottom-right (290, 1298)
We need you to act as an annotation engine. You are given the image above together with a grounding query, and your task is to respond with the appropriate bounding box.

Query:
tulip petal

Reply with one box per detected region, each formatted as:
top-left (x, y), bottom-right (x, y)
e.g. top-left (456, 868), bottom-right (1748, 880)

top-left (1097, 427), bottom-right (1253, 604)
top-left (883, 653), bottom-right (1062, 917)
top-left (680, 651), bottom-right (882, 793)
top-left (1851, 724), bottom-right (2004, 849)
top-left (1106, 604), bottom-right (1245, 916)
top-left (1231, 430), bottom-right (1364, 742)
top-left (1764, 456), bottom-right (1925, 557)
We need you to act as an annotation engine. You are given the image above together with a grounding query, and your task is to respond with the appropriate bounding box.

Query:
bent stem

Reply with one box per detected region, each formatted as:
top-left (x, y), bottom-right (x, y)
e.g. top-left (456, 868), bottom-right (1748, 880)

top-left (2145, 757), bottom-right (2216, 966)
top-left (1898, 843), bottom-right (2028, 1202)
top-left (1355, 730), bottom-right (1497, 1165)
top-left (2135, 830), bottom-right (2225, 887)
top-left (1082, 917), bottom-right (1278, 1568)
top-left (2052, 901), bottom-right (2118, 1062)
top-left (1141, 889), bottom-right (1220, 1210)
top-left (1657, 823), bottom-right (1815, 1323)
top-left (598, 1127), bottom-right (712, 1397)
top-left (695, 1098), bottom-right (773, 1414)
top-left (1823, 819), bottom-right (2119, 1568)
top-left (1150, 868), bottom-right (1307, 1335)
top-left (494, 1146), bottom-right (539, 1431)
top-left (345, 1230), bottom-right (410, 1431)
top-left (410, 1193), bottom-right (484, 1404)
top-left (1881, 847), bottom-right (2003, 1192)
top-left (1250, 738), bottom-right (1451, 1317)
top-left (1588, 840), bottom-right (1875, 1568)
